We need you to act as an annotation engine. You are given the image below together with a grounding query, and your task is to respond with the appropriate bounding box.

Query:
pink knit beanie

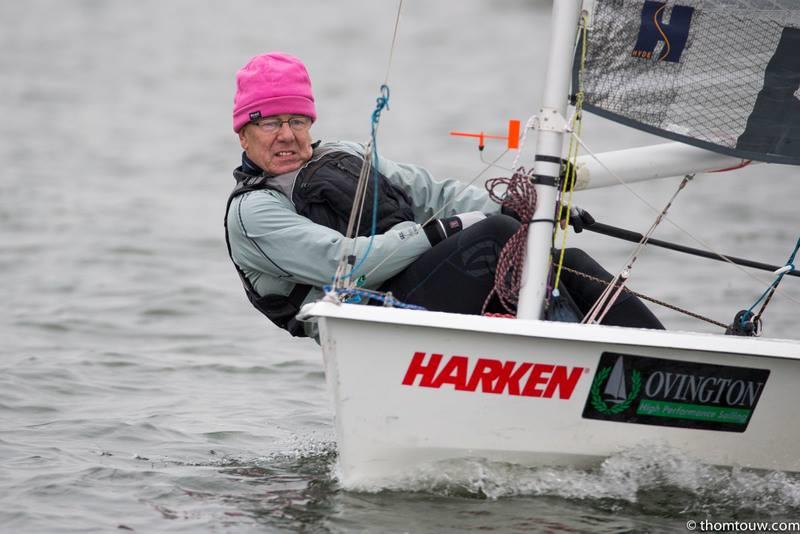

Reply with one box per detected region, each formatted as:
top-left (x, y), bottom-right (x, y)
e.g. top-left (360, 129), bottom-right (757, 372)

top-left (233, 52), bottom-right (316, 133)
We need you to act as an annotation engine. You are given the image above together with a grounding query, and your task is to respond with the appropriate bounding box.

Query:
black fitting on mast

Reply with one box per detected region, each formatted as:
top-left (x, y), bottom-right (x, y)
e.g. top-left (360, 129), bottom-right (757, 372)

top-left (530, 174), bottom-right (558, 187)
top-left (535, 155), bottom-right (567, 165)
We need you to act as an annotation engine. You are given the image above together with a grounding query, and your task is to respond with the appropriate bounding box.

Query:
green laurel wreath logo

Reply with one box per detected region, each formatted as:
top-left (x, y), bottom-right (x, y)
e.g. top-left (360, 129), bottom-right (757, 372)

top-left (590, 365), bottom-right (642, 415)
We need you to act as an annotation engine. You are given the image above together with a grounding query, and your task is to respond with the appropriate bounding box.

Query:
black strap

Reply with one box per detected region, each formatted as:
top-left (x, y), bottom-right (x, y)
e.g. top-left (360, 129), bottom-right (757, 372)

top-left (534, 155), bottom-right (567, 165)
top-left (245, 282), bottom-right (313, 337)
top-left (531, 174), bottom-right (558, 187)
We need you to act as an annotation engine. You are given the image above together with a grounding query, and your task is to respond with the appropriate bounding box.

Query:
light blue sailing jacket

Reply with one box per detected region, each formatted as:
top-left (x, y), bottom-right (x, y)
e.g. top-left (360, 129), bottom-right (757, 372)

top-left (226, 140), bottom-right (500, 336)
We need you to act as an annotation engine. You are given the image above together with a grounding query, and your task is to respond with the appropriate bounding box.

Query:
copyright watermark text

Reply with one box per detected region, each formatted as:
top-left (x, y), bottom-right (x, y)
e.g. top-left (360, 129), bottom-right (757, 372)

top-left (686, 520), bottom-right (800, 532)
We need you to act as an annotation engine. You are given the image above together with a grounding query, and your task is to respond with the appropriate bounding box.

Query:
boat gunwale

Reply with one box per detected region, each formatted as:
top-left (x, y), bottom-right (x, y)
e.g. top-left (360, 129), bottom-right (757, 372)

top-left (303, 301), bottom-right (800, 359)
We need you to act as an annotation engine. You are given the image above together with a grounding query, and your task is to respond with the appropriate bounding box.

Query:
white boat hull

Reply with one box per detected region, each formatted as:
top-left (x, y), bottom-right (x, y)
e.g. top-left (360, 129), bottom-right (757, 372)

top-left (304, 301), bottom-right (800, 488)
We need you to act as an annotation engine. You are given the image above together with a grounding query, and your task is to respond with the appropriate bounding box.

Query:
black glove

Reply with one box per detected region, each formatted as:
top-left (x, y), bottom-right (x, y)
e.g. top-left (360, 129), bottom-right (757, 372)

top-left (559, 205), bottom-right (594, 233)
top-left (423, 211), bottom-right (486, 246)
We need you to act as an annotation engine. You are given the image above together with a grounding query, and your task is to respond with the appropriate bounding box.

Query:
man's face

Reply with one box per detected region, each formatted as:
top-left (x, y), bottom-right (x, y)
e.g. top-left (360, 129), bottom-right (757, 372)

top-left (238, 114), bottom-right (314, 175)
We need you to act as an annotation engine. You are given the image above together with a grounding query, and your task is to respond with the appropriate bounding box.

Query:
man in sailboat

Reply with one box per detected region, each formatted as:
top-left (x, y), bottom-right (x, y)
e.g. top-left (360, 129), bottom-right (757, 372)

top-left (224, 52), bottom-right (664, 338)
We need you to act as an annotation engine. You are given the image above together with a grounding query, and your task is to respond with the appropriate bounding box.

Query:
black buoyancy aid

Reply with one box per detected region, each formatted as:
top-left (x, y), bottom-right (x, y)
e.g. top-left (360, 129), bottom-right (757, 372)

top-left (224, 146), bottom-right (415, 337)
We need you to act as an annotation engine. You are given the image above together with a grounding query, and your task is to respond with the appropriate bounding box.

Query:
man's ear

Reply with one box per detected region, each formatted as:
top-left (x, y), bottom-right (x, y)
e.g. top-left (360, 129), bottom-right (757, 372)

top-left (238, 128), bottom-right (248, 150)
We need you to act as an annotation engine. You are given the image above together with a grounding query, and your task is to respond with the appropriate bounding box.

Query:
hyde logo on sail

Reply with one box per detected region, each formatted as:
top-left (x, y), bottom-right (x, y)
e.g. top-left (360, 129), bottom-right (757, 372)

top-left (631, 1), bottom-right (695, 63)
top-left (401, 352), bottom-right (585, 399)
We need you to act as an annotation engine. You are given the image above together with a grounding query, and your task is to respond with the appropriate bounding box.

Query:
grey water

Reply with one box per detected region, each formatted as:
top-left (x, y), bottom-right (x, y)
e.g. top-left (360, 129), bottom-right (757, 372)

top-left (2, 1), bottom-right (800, 532)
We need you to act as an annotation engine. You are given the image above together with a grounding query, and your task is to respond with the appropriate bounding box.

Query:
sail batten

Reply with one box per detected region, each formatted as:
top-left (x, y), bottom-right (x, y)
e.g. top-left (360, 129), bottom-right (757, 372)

top-left (580, 0), bottom-right (800, 165)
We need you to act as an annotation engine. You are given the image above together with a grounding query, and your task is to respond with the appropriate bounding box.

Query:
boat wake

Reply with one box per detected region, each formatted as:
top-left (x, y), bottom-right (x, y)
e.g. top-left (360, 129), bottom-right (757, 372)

top-left (345, 444), bottom-right (800, 515)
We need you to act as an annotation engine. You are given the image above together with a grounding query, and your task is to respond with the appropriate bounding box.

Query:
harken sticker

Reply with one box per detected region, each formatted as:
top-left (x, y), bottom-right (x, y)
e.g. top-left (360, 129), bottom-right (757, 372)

top-left (582, 352), bottom-right (770, 432)
top-left (402, 352), bottom-right (585, 400)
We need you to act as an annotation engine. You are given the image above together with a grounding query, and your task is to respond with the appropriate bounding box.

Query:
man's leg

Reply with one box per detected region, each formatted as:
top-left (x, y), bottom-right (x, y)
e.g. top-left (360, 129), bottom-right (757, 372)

top-left (382, 222), bottom-right (664, 329)
top-left (380, 215), bottom-right (520, 314)
top-left (559, 248), bottom-right (664, 329)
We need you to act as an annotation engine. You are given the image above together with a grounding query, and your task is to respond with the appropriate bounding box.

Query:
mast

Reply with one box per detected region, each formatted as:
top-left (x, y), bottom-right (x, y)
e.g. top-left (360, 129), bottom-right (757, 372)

top-left (516, 0), bottom-right (583, 319)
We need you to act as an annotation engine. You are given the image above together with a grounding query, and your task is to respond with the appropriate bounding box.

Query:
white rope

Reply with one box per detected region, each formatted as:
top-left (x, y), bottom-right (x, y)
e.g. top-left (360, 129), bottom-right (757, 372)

top-left (384, 0), bottom-right (404, 86)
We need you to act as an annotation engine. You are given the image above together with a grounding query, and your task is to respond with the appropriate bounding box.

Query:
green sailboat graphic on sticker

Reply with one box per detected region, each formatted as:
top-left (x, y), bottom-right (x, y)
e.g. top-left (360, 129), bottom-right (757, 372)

top-left (590, 356), bottom-right (641, 415)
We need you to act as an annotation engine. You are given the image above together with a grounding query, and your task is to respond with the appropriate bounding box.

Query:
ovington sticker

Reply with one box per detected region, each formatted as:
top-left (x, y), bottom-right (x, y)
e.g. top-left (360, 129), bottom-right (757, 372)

top-left (582, 352), bottom-right (770, 432)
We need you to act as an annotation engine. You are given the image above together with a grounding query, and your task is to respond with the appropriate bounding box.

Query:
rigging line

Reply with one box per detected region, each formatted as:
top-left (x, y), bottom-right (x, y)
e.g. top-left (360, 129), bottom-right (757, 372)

top-left (353, 147), bottom-right (373, 242)
top-left (333, 0), bottom-right (403, 287)
top-left (335, 87), bottom-right (392, 286)
top-left (584, 174), bottom-right (692, 324)
top-left (415, 153), bottom-right (511, 226)
top-left (351, 143), bottom-right (374, 239)
top-left (480, 150), bottom-right (513, 172)
top-left (623, 175), bottom-right (692, 272)
top-left (568, 132), bottom-right (800, 308)
top-left (348, 88), bottom-right (391, 278)
top-left (748, 235), bottom-right (800, 321)
top-left (384, 0), bottom-right (405, 86)
top-left (323, 285), bottom-right (426, 310)
top-left (554, 12), bottom-right (589, 295)
top-left (583, 270), bottom-right (628, 325)
top-left (561, 266), bottom-right (729, 329)
top-left (567, 14), bottom-right (628, 323)
top-left (582, 221), bottom-right (800, 277)
top-left (332, 140), bottom-right (373, 286)
top-left (333, 143), bottom-right (374, 286)
top-left (478, 113), bottom-right (539, 173)
top-left (554, 119), bottom-right (583, 293)
top-left (363, 112), bottom-right (538, 282)
top-left (361, 149), bottom-right (509, 281)
top-left (434, 113), bottom-right (536, 224)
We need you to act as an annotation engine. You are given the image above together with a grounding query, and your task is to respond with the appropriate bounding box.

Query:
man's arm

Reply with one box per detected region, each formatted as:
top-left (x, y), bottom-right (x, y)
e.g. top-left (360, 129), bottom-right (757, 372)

top-left (228, 190), bottom-right (431, 293)
top-left (375, 155), bottom-right (501, 222)
top-left (330, 140), bottom-right (501, 222)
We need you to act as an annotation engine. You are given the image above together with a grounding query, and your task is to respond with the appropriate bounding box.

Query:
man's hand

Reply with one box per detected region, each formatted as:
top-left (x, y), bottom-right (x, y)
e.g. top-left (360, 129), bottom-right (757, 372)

top-left (559, 205), bottom-right (594, 233)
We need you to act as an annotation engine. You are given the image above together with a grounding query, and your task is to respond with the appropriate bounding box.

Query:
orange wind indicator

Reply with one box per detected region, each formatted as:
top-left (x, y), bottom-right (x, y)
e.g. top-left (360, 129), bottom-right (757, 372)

top-left (450, 119), bottom-right (521, 150)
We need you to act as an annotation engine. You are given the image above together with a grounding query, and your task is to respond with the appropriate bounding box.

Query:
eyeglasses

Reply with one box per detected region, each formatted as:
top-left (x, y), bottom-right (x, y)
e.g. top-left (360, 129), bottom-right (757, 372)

top-left (252, 116), bottom-right (312, 134)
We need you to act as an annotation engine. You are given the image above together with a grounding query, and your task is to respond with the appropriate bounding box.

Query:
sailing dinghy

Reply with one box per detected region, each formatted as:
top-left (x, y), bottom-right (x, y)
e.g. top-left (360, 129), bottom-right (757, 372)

top-left (301, 0), bottom-right (800, 487)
